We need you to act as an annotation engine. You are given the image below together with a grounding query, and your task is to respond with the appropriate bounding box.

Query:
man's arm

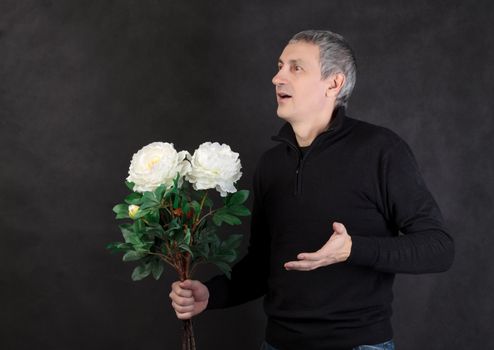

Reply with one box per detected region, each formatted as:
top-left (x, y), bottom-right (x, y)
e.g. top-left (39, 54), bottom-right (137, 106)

top-left (203, 157), bottom-right (270, 309)
top-left (346, 138), bottom-right (455, 274)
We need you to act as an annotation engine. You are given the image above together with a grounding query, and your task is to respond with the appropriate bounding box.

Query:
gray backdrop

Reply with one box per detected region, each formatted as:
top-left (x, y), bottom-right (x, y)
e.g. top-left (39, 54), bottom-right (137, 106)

top-left (1, 1), bottom-right (493, 349)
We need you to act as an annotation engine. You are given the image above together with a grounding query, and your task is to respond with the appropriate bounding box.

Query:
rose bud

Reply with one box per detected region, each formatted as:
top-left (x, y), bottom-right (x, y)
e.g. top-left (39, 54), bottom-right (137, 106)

top-left (128, 204), bottom-right (140, 219)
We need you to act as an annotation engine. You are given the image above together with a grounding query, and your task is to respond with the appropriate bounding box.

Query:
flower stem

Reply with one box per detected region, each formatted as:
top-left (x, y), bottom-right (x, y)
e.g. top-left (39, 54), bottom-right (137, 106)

top-left (192, 208), bottom-right (216, 233)
top-left (177, 252), bottom-right (196, 350)
top-left (193, 190), bottom-right (208, 223)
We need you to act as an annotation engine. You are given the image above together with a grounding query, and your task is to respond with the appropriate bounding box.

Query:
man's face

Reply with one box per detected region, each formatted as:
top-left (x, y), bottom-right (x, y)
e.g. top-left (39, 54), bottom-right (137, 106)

top-left (272, 41), bottom-right (331, 122)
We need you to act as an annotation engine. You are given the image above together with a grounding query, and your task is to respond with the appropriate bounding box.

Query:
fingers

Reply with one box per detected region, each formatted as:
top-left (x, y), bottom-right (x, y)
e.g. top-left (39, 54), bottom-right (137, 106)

top-left (284, 259), bottom-right (321, 271)
top-left (175, 309), bottom-right (194, 320)
top-left (169, 280), bottom-right (197, 319)
top-left (169, 292), bottom-right (194, 306)
top-left (283, 222), bottom-right (349, 272)
top-left (169, 280), bottom-right (210, 320)
top-left (283, 249), bottom-right (324, 271)
top-left (179, 279), bottom-right (196, 291)
top-left (171, 300), bottom-right (194, 313)
top-left (171, 280), bottom-right (193, 297)
top-left (296, 251), bottom-right (323, 261)
top-left (169, 293), bottom-right (195, 319)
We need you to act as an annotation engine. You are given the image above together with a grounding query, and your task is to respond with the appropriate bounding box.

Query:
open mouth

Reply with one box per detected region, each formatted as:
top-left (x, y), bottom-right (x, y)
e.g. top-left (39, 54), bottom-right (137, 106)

top-left (277, 92), bottom-right (292, 101)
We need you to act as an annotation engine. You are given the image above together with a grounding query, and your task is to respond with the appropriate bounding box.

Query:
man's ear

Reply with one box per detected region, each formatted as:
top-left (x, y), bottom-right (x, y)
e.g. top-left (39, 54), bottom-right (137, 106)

top-left (325, 73), bottom-right (345, 97)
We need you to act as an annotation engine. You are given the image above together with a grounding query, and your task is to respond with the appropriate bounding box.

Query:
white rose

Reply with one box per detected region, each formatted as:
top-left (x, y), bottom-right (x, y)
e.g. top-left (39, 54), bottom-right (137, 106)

top-left (185, 142), bottom-right (242, 197)
top-left (126, 142), bottom-right (191, 193)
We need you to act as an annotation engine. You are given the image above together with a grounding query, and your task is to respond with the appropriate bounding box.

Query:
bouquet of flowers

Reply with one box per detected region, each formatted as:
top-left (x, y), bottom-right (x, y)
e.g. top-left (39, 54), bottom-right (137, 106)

top-left (106, 141), bottom-right (251, 350)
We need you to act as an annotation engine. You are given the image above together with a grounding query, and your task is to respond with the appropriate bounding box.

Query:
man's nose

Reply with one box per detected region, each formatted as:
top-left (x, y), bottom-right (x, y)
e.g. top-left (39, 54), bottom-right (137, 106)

top-left (272, 69), bottom-right (286, 86)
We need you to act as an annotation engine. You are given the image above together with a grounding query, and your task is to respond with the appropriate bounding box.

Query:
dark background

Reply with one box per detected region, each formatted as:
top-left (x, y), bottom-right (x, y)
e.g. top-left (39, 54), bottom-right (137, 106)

top-left (1, 1), bottom-right (493, 349)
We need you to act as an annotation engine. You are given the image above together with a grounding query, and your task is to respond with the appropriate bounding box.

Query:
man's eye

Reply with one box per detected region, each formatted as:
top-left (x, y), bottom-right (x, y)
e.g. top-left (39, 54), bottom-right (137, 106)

top-left (295, 65), bottom-right (302, 71)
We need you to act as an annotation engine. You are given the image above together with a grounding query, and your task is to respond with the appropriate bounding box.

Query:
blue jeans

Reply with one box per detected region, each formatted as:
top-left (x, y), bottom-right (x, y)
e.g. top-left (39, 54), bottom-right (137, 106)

top-left (260, 339), bottom-right (395, 350)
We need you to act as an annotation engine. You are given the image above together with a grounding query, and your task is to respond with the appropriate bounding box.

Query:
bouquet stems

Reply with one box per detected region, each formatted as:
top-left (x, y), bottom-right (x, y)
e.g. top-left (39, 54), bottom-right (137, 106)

top-left (182, 318), bottom-right (196, 350)
top-left (179, 252), bottom-right (196, 350)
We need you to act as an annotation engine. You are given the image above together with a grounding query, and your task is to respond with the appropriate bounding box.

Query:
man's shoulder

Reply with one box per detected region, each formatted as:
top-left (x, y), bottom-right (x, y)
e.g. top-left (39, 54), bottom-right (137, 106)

top-left (254, 144), bottom-right (283, 172)
top-left (349, 116), bottom-right (407, 150)
top-left (258, 141), bottom-right (286, 160)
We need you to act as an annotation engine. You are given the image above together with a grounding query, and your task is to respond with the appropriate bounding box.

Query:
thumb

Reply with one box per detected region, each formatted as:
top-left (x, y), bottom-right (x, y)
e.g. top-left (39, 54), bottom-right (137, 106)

top-left (179, 279), bottom-right (193, 289)
top-left (180, 279), bottom-right (198, 291)
top-left (333, 221), bottom-right (346, 234)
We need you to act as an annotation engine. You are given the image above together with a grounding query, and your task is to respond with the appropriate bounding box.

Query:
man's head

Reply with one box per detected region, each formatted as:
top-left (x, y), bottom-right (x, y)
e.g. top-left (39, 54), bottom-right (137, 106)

top-left (272, 30), bottom-right (356, 123)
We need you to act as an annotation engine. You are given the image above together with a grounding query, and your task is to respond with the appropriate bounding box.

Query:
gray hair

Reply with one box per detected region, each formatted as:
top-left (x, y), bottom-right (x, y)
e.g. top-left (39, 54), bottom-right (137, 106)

top-left (288, 30), bottom-right (357, 108)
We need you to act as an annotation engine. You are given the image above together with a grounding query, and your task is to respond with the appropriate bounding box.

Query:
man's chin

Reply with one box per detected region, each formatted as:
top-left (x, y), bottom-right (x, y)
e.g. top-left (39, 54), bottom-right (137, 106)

top-left (276, 110), bottom-right (293, 122)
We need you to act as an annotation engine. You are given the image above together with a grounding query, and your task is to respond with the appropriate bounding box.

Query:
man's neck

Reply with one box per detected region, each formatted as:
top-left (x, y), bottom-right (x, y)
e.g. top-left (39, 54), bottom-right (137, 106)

top-left (290, 106), bottom-right (337, 147)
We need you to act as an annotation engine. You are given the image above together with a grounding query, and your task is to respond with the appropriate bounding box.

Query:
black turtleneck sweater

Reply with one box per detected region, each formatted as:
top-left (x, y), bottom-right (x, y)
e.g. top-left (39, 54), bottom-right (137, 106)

top-left (299, 145), bottom-right (310, 158)
top-left (203, 106), bottom-right (455, 350)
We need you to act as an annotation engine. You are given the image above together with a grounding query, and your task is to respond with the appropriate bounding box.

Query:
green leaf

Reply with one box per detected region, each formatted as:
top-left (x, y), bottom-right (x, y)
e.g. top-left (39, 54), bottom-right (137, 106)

top-left (106, 242), bottom-right (132, 253)
top-left (164, 217), bottom-right (182, 239)
top-left (132, 208), bottom-right (152, 219)
top-left (182, 201), bottom-right (190, 216)
top-left (119, 223), bottom-right (135, 243)
top-left (212, 260), bottom-right (232, 279)
top-left (208, 235), bottom-right (243, 265)
top-left (227, 205), bottom-right (251, 217)
top-left (145, 225), bottom-right (166, 240)
top-left (163, 188), bottom-right (172, 201)
top-left (113, 203), bottom-right (130, 219)
top-left (124, 192), bottom-right (142, 205)
top-left (131, 219), bottom-right (145, 234)
top-left (183, 227), bottom-right (191, 245)
top-left (222, 234), bottom-right (244, 250)
top-left (189, 225), bottom-right (215, 260)
top-left (143, 209), bottom-right (160, 224)
top-left (106, 242), bottom-right (119, 251)
top-left (190, 200), bottom-right (201, 214)
top-left (212, 208), bottom-right (243, 226)
top-left (153, 184), bottom-right (167, 201)
top-left (173, 229), bottom-right (185, 243)
top-left (219, 212), bottom-right (242, 226)
top-left (169, 217), bottom-right (182, 230)
top-left (116, 212), bottom-right (130, 219)
top-left (140, 191), bottom-right (160, 208)
top-left (198, 223), bottom-right (216, 236)
top-left (125, 181), bottom-right (135, 191)
top-left (172, 172), bottom-right (180, 187)
top-left (226, 190), bottom-right (249, 206)
top-left (121, 230), bottom-right (143, 247)
top-left (192, 241), bottom-right (210, 259)
top-left (131, 262), bottom-right (152, 281)
top-left (123, 250), bottom-right (147, 262)
top-left (151, 259), bottom-right (165, 280)
top-left (204, 197), bottom-right (214, 209)
top-left (173, 192), bottom-right (180, 209)
top-left (178, 243), bottom-right (194, 257)
top-left (216, 249), bottom-right (237, 263)
top-left (212, 212), bottom-right (223, 226)
top-left (206, 233), bottom-right (222, 253)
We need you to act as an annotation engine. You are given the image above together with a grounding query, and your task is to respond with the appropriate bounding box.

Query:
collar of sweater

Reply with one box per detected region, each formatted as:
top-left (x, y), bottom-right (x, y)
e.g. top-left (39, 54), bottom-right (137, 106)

top-left (270, 105), bottom-right (347, 152)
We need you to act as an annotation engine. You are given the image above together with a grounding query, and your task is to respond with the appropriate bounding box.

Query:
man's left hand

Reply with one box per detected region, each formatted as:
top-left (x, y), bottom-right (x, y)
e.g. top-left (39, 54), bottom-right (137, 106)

top-left (284, 222), bottom-right (352, 271)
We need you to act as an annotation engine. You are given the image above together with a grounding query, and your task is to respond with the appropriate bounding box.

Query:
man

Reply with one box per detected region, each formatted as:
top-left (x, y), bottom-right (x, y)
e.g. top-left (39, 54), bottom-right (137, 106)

top-left (169, 30), bottom-right (455, 350)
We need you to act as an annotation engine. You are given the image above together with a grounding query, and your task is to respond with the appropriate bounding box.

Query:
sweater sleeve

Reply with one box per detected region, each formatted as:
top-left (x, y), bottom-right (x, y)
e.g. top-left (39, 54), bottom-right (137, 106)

top-left (203, 157), bottom-right (270, 309)
top-left (346, 138), bottom-right (455, 274)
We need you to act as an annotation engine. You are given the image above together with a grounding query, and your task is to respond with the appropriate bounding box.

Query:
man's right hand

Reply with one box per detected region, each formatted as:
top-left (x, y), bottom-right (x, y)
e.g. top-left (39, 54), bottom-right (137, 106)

top-left (169, 279), bottom-right (209, 320)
